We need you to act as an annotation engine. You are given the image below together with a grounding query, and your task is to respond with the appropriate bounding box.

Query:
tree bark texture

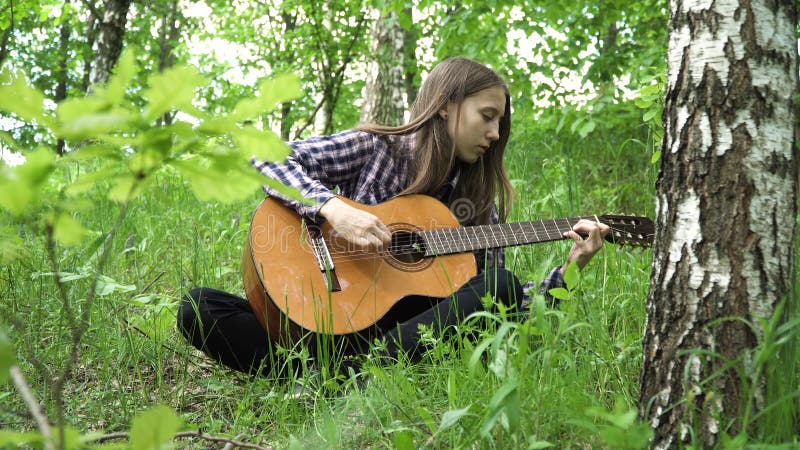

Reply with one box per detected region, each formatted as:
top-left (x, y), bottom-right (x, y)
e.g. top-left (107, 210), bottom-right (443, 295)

top-left (280, 10), bottom-right (297, 141)
top-left (360, 9), bottom-right (406, 126)
top-left (91, 0), bottom-right (132, 85)
top-left (82, 9), bottom-right (98, 93)
top-left (55, 3), bottom-right (71, 156)
top-left (639, 1), bottom-right (798, 448)
top-left (156, 0), bottom-right (180, 126)
top-left (402, 6), bottom-right (418, 109)
top-left (0, 0), bottom-right (15, 67)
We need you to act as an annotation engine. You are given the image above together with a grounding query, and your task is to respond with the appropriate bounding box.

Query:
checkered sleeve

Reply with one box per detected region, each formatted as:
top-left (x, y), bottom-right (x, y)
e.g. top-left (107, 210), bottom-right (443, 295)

top-left (520, 265), bottom-right (566, 311)
top-left (538, 266), bottom-right (566, 297)
top-left (251, 130), bottom-right (377, 222)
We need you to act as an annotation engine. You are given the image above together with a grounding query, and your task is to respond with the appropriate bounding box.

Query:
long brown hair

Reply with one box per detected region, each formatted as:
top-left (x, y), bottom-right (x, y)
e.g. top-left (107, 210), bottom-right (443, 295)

top-left (357, 57), bottom-right (514, 225)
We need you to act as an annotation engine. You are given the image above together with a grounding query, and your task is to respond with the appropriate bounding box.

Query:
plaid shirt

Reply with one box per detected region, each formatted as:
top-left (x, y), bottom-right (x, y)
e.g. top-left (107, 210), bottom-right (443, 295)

top-left (251, 129), bottom-right (565, 302)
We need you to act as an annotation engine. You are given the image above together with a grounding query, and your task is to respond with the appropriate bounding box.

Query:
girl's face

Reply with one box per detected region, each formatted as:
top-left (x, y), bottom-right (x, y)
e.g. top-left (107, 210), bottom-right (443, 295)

top-left (440, 86), bottom-right (506, 164)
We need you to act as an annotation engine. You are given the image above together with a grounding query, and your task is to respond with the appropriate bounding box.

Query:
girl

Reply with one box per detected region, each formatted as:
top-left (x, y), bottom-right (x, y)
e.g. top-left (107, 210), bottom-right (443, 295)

top-left (177, 57), bottom-right (608, 376)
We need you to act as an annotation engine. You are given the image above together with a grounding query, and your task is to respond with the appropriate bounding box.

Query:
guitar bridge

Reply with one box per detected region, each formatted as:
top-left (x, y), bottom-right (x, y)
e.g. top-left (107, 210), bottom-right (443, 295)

top-left (305, 220), bottom-right (342, 292)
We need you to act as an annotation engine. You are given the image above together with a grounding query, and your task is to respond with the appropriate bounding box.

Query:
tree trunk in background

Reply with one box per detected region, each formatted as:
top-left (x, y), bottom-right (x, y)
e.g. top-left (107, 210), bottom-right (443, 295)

top-left (639, 0), bottom-right (798, 448)
top-left (0, 0), bottom-right (14, 67)
top-left (360, 8), bottom-right (405, 126)
top-left (402, 6), bottom-right (418, 109)
top-left (55, 2), bottom-right (71, 156)
top-left (156, 0), bottom-right (179, 72)
top-left (280, 11), bottom-right (296, 141)
top-left (82, 9), bottom-right (98, 93)
top-left (302, 4), bottom-right (367, 136)
top-left (91, 0), bottom-right (132, 85)
top-left (156, 0), bottom-right (179, 126)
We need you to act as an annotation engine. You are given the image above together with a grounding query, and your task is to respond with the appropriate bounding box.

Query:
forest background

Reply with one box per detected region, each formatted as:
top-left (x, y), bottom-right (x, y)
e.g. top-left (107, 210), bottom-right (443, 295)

top-left (0, 0), bottom-right (796, 449)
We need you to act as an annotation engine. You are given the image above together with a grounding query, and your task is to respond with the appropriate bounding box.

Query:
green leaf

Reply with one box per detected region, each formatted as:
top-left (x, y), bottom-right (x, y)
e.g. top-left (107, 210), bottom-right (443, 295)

top-left (231, 125), bottom-right (292, 162)
top-left (105, 49), bottom-right (139, 104)
top-left (393, 431), bottom-right (415, 450)
top-left (437, 405), bottom-right (472, 433)
top-left (58, 109), bottom-right (134, 141)
top-left (650, 150), bottom-right (661, 165)
top-left (170, 158), bottom-right (262, 203)
top-left (128, 148), bottom-right (168, 175)
top-left (479, 380), bottom-right (519, 437)
top-left (548, 287), bottom-right (571, 301)
top-left (0, 68), bottom-right (52, 128)
top-left (108, 175), bottom-right (152, 203)
top-left (528, 439), bottom-right (555, 449)
top-left (53, 426), bottom-right (82, 450)
top-left (57, 95), bottom-right (111, 121)
top-left (66, 166), bottom-right (120, 196)
top-left (642, 108), bottom-right (659, 122)
top-left (95, 274), bottom-right (136, 297)
top-left (129, 405), bottom-right (182, 450)
top-left (65, 143), bottom-right (122, 161)
top-left (260, 176), bottom-right (313, 204)
top-left (198, 117), bottom-right (237, 135)
top-left (230, 73), bottom-right (302, 121)
top-left (0, 130), bottom-right (23, 152)
top-left (563, 262), bottom-right (579, 289)
top-left (0, 228), bottom-right (26, 265)
top-left (639, 83), bottom-right (662, 97)
top-left (599, 422), bottom-right (652, 449)
top-left (0, 148), bottom-right (55, 216)
top-left (129, 306), bottom-right (176, 341)
top-left (633, 97), bottom-right (652, 109)
top-left (50, 213), bottom-right (88, 247)
top-left (415, 405), bottom-right (438, 434)
top-left (0, 430), bottom-right (43, 448)
top-left (0, 328), bottom-right (16, 383)
top-left (577, 120), bottom-right (596, 138)
top-left (143, 65), bottom-right (208, 122)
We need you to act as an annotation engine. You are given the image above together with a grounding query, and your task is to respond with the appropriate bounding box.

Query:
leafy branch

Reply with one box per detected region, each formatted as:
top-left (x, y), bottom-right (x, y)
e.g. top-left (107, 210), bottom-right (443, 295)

top-left (0, 47), bottom-right (303, 449)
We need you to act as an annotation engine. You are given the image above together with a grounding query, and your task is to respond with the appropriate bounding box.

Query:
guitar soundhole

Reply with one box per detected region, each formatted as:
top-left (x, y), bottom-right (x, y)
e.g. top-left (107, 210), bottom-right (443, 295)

top-left (384, 225), bottom-right (433, 272)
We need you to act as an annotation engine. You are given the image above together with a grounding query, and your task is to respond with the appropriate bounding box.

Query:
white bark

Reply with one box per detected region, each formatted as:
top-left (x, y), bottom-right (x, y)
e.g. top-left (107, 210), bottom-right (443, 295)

top-left (360, 9), bottom-right (406, 126)
top-left (640, 0), bottom-right (798, 447)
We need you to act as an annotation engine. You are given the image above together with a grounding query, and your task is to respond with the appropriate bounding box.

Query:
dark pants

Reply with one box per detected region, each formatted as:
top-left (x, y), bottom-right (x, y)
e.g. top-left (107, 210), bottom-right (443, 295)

top-left (176, 268), bottom-right (523, 375)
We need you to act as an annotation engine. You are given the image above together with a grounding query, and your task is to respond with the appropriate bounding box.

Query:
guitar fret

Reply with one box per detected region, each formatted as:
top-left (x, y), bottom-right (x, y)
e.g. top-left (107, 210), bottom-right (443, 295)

top-left (441, 229), bottom-right (451, 253)
top-left (513, 223), bottom-right (524, 245)
top-left (550, 219), bottom-right (560, 240)
top-left (431, 229), bottom-right (443, 254)
top-left (449, 227), bottom-right (462, 251)
top-left (531, 221), bottom-right (543, 242)
top-left (477, 226), bottom-right (488, 250)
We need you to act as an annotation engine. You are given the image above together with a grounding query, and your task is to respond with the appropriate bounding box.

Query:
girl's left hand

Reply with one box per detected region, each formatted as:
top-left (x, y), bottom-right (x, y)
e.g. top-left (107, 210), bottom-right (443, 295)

top-left (561, 219), bottom-right (610, 273)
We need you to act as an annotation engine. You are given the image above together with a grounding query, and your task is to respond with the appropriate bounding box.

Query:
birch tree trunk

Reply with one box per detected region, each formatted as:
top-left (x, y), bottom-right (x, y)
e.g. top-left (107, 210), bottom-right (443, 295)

top-left (156, 0), bottom-right (180, 126)
top-left (55, 2), bottom-right (71, 156)
top-left (91, 0), bottom-right (132, 85)
top-left (639, 0), bottom-right (798, 448)
top-left (360, 9), bottom-right (406, 126)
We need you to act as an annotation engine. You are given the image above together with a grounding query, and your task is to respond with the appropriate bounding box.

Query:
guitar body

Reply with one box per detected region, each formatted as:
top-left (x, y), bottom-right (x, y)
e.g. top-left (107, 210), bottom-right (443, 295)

top-left (242, 195), bottom-right (477, 344)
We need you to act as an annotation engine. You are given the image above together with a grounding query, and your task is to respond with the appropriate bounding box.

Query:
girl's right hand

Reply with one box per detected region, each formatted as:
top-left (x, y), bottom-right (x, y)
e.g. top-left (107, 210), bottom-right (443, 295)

top-left (319, 197), bottom-right (392, 251)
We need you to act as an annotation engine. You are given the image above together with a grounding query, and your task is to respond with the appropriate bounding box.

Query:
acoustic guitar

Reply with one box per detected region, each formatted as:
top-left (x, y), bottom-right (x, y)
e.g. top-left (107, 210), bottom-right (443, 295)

top-left (242, 194), bottom-right (653, 344)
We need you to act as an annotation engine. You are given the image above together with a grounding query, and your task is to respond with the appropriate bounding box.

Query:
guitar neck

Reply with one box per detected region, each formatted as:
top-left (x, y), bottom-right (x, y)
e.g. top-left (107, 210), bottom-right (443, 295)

top-left (421, 216), bottom-right (598, 256)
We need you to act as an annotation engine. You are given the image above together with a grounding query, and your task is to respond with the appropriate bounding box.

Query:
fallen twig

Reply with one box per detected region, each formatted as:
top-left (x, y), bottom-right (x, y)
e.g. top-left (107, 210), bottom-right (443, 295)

top-left (9, 366), bottom-right (53, 450)
top-left (93, 429), bottom-right (274, 449)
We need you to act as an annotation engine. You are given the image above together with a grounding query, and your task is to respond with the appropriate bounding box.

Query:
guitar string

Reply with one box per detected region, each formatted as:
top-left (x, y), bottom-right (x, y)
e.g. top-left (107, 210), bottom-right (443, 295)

top-left (300, 222), bottom-right (653, 265)
top-left (321, 222), bottom-right (654, 259)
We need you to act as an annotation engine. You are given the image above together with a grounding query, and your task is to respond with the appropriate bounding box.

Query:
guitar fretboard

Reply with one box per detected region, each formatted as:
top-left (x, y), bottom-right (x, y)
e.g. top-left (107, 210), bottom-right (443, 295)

top-left (421, 216), bottom-right (598, 256)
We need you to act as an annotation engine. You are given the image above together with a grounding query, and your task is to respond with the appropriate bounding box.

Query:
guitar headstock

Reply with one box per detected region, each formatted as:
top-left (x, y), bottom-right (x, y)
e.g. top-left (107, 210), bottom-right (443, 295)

top-left (599, 215), bottom-right (654, 247)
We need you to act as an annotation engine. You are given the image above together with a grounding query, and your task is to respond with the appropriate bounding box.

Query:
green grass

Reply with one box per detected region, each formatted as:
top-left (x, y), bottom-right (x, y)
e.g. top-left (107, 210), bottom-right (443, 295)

top-left (1, 112), bottom-right (797, 449)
